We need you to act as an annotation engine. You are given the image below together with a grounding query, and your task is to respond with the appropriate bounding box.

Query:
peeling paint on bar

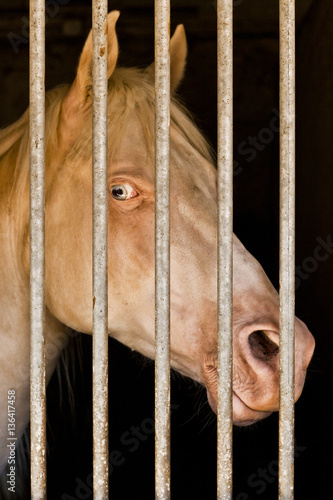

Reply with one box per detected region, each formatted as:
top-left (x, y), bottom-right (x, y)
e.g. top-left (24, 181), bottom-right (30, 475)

top-left (217, 1), bottom-right (233, 499)
top-left (279, 1), bottom-right (296, 499)
top-left (154, 1), bottom-right (171, 499)
top-left (92, 1), bottom-right (109, 498)
top-left (29, 1), bottom-right (46, 498)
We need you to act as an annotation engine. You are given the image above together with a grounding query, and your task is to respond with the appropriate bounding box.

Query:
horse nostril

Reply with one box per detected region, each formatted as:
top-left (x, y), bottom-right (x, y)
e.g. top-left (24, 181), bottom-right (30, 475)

top-left (248, 330), bottom-right (279, 362)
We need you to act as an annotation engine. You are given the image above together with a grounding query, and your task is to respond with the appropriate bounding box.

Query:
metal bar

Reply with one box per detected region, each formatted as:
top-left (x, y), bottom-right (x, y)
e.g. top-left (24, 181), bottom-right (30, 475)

top-left (29, 0), bottom-right (46, 498)
top-left (92, 1), bottom-right (109, 498)
top-left (154, 0), bottom-right (171, 499)
top-left (217, 1), bottom-right (233, 499)
top-left (279, 0), bottom-right (296, 498)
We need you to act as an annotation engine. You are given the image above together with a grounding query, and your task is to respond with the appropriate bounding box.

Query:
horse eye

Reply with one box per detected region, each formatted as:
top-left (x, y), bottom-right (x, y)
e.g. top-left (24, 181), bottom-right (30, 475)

top-left (110, 184), bottom-right (138, 201)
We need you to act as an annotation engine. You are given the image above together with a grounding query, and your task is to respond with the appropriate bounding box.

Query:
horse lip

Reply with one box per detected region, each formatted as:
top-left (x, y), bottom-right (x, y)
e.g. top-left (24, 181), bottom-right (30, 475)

top-left (206, 385), bottom-right (258, 413)
top-left (233, 390), bottom-right (257, 412)
top-left (206, 386), bottom-right (265, 419)
top-left (232, 391), bottom-right (273, 425)
top-left (205, 376), bottom-right (273, 425)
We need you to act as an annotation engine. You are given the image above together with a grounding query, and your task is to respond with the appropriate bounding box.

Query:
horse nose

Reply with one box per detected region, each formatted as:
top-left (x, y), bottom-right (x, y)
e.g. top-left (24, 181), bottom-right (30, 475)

top-left (294, 318), bottom-right (315, 400)
top-left (203, 319), bottom-right (315, 423)
top-left (236, 328), bottom-right (280, 413)
top-left (295, 318), bottom-right (315, 368)
top-left (248, 330), bottom-right (279, 362)
top-left (235, 320), bottom-right (315, 414)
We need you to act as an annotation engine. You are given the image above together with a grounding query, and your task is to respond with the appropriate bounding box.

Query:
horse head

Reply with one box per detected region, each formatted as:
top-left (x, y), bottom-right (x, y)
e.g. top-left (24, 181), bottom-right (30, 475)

top-left (42, 11), bottom-right (314, 425)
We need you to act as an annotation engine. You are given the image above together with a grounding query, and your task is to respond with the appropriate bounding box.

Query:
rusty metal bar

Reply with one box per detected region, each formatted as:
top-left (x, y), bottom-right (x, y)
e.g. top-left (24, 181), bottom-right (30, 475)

top-left (217, 0), bottom-right (233, 499)
top-left (92, 1), bottom-right (109, 498)
top-left (279, 0), bottom-right (296, 498)
top-left (29, 0), bottom-right (46, 498)
top-left (154, 0), bottom-right (171, 498)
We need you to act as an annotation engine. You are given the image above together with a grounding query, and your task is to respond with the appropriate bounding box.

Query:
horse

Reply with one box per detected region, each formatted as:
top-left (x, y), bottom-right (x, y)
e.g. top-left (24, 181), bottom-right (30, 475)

top-left (0, 10), bottom-right (315, 483)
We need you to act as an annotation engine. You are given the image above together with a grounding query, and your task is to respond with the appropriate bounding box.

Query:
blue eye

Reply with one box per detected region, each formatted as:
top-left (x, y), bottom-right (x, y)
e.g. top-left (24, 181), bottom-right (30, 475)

top-left (110, 184), bottom-right (138, 201)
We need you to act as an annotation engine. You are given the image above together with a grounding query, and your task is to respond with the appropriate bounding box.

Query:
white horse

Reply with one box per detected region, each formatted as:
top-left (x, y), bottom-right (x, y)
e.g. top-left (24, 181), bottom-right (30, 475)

top-left (0, 10), bottom-right (314, 487)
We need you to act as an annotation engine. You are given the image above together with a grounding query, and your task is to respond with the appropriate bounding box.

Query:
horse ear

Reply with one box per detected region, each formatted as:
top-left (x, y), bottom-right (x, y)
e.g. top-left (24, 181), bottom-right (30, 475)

top-left (59, 11), bottom-right (120, 148)
top-left (170, 25), bottom-right (187, 91)
top-left (146, 24), bottom-right (187, 92)
top-left (76, 10), bottom-right (120, 98)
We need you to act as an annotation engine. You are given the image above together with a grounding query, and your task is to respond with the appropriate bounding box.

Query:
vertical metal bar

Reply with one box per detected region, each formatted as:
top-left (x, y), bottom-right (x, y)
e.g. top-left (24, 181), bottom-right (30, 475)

top-left (279, 1), bottom-right (296, 498)
top-left (154, 1), bottom-right (171, 499)
top-left (217, 1), bottom-right (233, 499)
top-left (29, 1), bottom-right (46, 498)
top-left (92, 1), bottom-right (109, 498)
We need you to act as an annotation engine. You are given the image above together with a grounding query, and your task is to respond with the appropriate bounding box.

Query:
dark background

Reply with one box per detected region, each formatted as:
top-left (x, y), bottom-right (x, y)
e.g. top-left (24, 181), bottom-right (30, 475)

top-left (0, 0), bottom-right (332, 498)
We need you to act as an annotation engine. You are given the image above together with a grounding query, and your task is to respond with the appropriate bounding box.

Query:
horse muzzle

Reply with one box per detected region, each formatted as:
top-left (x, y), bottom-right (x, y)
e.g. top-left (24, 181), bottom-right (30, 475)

top-left (202, 319), bottom-right (315, 426)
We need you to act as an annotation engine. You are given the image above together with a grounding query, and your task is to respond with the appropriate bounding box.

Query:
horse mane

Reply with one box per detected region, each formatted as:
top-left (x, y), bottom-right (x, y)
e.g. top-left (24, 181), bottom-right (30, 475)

top-left (66, 66), bottom-right (215, 167)
top-left (0, 109), bottom-right (29, 158)
top-left (0, 67), bottom-right (213, 181)
top-left (0, 86), bottom-right (68, 207)
top-left (0, 86), bottom-right (68, 159)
